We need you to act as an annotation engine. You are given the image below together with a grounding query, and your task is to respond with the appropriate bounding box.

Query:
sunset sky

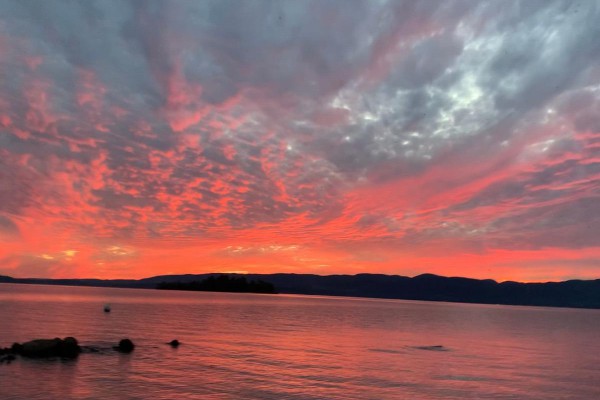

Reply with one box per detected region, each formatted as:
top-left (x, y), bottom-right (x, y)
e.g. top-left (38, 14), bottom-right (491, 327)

top-left (0, 0), bottom-right (598, 281)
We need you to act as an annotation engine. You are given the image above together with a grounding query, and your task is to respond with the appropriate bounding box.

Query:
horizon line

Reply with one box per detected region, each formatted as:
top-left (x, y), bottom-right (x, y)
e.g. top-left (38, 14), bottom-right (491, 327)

top-left (2, 271), bottom-right (599, 285)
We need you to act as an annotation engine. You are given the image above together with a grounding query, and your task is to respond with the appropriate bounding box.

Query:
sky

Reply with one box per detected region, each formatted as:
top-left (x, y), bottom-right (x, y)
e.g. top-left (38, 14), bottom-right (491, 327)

top-left (0, 0), bottom-right (598, 282)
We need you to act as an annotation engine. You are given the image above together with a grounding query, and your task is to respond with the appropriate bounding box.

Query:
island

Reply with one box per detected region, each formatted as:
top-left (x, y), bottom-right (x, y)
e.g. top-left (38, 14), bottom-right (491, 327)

top-left (156, 274), bottom-right (277, 294)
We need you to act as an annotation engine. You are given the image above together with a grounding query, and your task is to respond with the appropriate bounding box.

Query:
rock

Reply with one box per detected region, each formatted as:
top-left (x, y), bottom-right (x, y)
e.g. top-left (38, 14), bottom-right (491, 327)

top-left (0, 354), bottom-right (16, 364)
top-left (10, 343), bottom-right (22, 354)
top-left (0, 354), bottom-right (15, 364)
top-left (60, 337), bottom-right (81, 358)
top-left (20, 338), bottom-right (61, 358)
top-left (168, 340), bottom-right (180, 348)
top-left (115, 338), bottom-right (135, 353)
top-left (18, 337), bottom-right (81, 358)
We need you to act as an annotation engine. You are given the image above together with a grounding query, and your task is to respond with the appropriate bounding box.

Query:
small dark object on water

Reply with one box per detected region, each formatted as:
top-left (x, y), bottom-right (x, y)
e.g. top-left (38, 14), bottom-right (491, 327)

top-left (413, 345), bottom-right (448, 352)
top-left (168, 340), bottom-right (180, 348)
top-left (104, 304), bottom-right (111, 313)
top-left (115, 338), bottom-right (135, 353)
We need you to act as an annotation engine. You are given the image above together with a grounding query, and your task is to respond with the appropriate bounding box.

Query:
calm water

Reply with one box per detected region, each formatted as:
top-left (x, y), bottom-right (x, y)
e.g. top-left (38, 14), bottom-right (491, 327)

top-left (0, 284), bottom-right (599, 399)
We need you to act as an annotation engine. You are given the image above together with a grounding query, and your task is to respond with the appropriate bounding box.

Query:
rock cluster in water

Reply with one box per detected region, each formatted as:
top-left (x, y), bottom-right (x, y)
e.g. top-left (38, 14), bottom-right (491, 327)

top-left (1, 337), bottom-right (138, 363)
top-left (2, 337), bottom-right (182, 364)
top-left (1, 337), bottom-right (81, 360)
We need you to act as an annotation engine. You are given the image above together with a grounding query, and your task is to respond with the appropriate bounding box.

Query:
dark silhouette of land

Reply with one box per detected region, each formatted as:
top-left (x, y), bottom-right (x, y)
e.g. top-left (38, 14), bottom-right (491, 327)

top-left (156, 275), bottom-right (276, 294)
top-left (2, 272), bottom-right (600, 309)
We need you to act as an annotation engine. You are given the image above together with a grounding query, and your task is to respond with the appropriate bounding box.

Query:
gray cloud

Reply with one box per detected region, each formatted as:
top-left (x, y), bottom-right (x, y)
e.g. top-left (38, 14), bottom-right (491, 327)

top-left (0, 215), bottom-right (20, 238)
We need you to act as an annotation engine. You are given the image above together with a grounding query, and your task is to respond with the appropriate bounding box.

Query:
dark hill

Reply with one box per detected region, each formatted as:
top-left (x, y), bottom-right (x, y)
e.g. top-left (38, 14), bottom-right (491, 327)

top-left (2, 273), bottom-right (600, 309)
top-left (157, 274), bottom-right (276, 294)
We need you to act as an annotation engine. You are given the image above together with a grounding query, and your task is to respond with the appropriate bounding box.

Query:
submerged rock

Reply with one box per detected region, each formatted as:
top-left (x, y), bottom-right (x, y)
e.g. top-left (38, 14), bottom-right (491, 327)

top-left (81, 346), bottom-right (101, 354)
top-left (413, 345), bottom-right (448, 352)
top-left (115, 338), bottom-right (135, 353)
top-left (0, 354), bottom-right (16, 364)
top-left (1, 337), bottom-right (145, 363)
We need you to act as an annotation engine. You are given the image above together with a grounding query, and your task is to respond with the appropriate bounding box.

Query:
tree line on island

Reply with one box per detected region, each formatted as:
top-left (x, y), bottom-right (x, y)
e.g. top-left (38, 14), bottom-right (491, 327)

top-left (156, 274), bottom-right (277, 294)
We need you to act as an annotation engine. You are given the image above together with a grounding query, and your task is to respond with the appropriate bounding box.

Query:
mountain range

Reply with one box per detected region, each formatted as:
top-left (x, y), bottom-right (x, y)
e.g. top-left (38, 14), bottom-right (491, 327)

top-left (2, 273), bottom-right (600, 309)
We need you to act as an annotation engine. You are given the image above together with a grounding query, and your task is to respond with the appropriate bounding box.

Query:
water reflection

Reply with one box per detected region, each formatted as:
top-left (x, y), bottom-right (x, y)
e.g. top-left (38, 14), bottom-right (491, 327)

top-left (1, 284), bottom-right (599, 399)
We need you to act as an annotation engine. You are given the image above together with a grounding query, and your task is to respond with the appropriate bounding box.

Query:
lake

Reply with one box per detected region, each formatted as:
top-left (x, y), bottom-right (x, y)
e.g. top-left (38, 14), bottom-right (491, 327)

top-left (0, 283), bottom-right (599, 399)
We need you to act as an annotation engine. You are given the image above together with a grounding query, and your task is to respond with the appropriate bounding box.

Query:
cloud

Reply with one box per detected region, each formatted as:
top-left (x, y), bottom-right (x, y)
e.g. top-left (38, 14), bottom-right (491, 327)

top-left (0, 215), bottom-right (20, 238)
top-left (0, 0), bottom-right (598, 279)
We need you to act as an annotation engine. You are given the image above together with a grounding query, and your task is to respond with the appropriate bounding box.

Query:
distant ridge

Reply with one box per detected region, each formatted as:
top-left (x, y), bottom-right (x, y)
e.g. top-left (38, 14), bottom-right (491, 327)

top-left (2, 273), bottom-right (600, 309)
